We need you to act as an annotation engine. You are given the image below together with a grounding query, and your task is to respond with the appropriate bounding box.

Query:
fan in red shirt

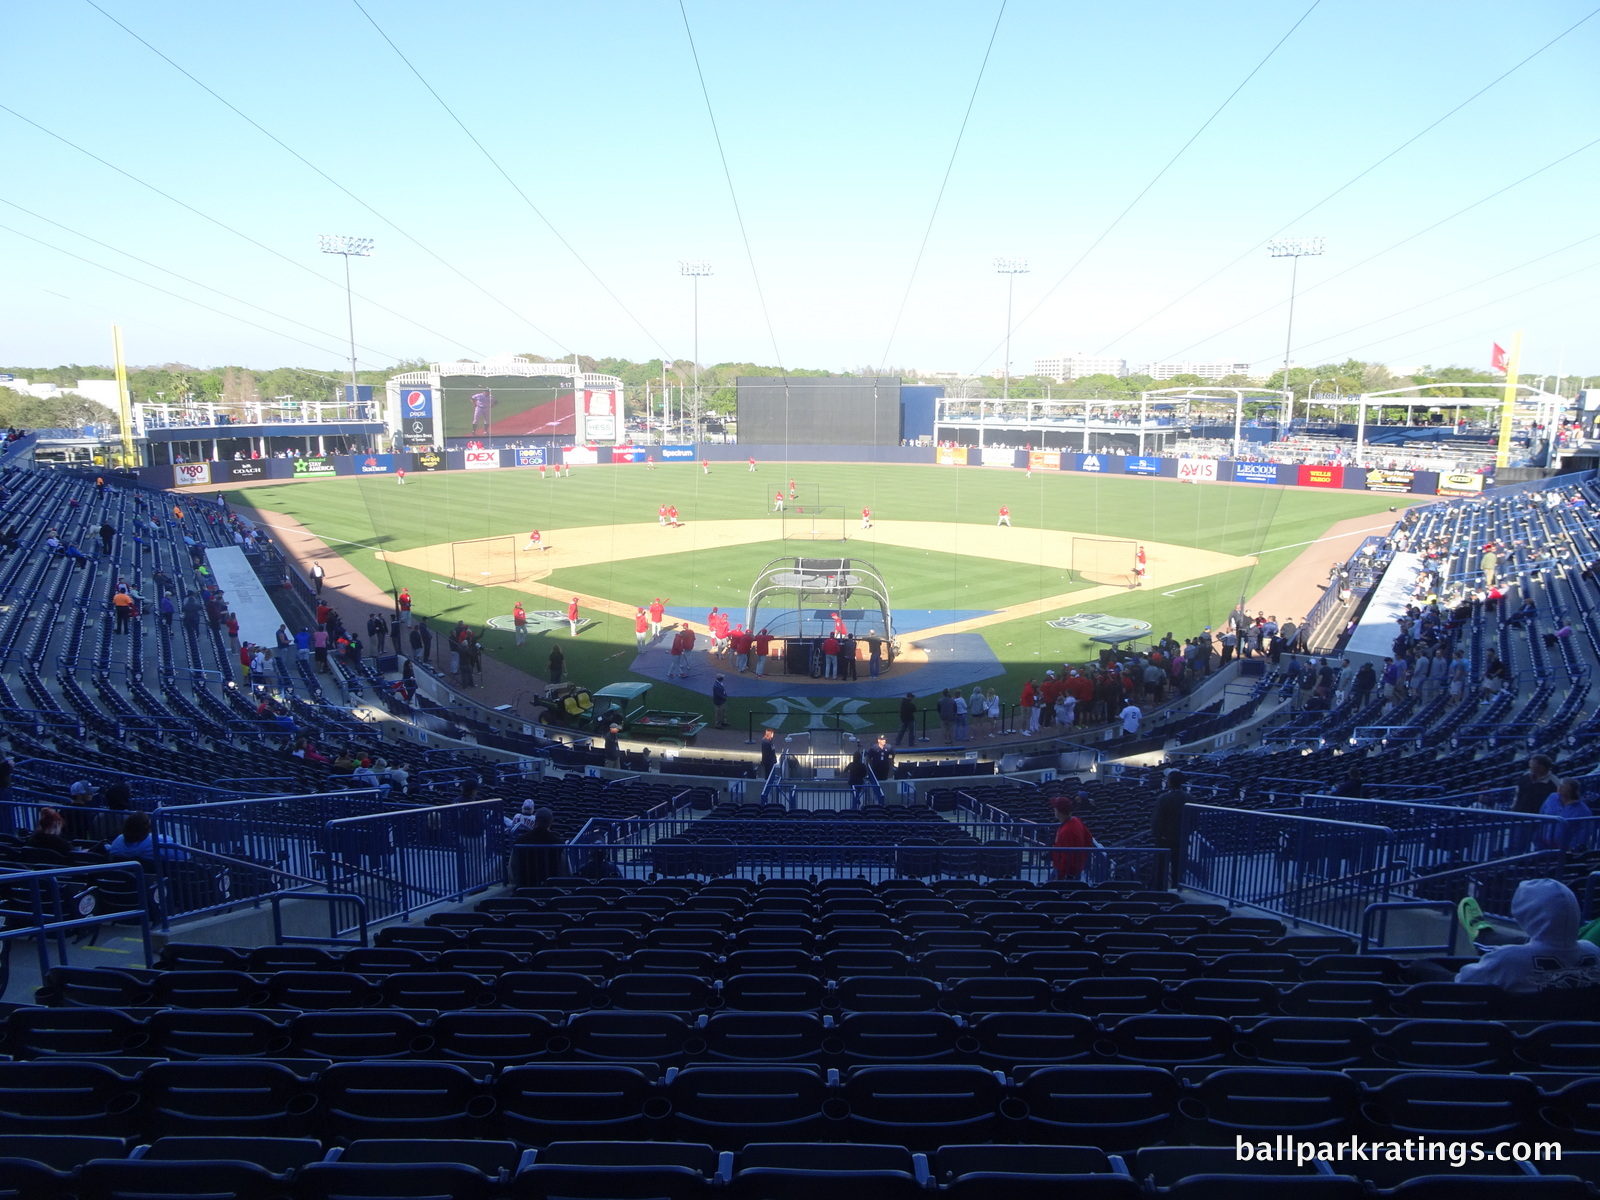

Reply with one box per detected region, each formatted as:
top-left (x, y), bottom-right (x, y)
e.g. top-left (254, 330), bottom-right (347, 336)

top-left (1050, 795), bottom-right (1094, 880)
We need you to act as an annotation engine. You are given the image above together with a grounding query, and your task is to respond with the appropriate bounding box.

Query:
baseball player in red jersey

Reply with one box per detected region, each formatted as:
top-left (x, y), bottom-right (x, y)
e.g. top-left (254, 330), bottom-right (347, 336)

top-left (747, 456), bottom-right (757, 472)
top-left (634, 607), bottom-right (648, 650)
top-left (539, 463), bottom-right (547, 480)
top-left (997, 504), bottom-right (1011, 527)
top-left (658, 503), bottom-right (668, 527)
top-left (701, 459), bottom-right (711, 475)
top-left (668, 505), bottom-right (680, 527)
top-left (1135, 545), bottom-right (1147, 587)
top-left (789, 480), bottom-right (798, 500)
top-left (861, 506), bottom-right (871, 529)
top-left (773, 492), bottom-right (785, 512)
top-left (646, 453), bottom-right (655, 469)
top-left (522, 530), bottom-right (545, 552)
top-left (567, 596), bottom-right (581, 636)
top-left (396, 468), bottom-right (407, 485)
top-left (647, 597), bottom-right (667, 639)
top-left (831, 611), bottom-right (848, 638)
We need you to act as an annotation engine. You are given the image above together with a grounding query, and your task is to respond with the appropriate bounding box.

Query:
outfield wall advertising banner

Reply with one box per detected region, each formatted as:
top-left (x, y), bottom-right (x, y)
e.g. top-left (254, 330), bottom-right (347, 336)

top-left (610, 447), bottom-right (647, 463)
top-left (173, 461), bottom-right (212, 487)
top-left (215, 461), bottom-right (266, 483)
top-left (661, 445), bottom-right (696, 460)
top-left (980, 447), bottom-right (1016, 467)
top-left (1028, 450), bottom-right (1061, 471)
top-left (1438, 472), bottom-right (1486, 496)
top-left (1297, 464), bottom-right (1345, 488)
top-left (1176, 457), bottom-right (1217, 482)
top-left (400, 387), bottom-right (434, 447)
top-left (462, 448), bottom-right (499, 471)
top-left (1232, 460), bottom-right (1282, 484)
top-left (581, 389), bottom-right (620, 444)
top-left (293, 457), bottom-right (336, 477)
top-left (355, 454), bottom-right (395, 475)
top-left (514, 448), bottom-right (547, 467)
top-left (937, 447), bottom-right (968, 465)
top-left (412, 451), bottom-right (446, 472)
top-left (1123, 456), bottom-right (1162, 476)
top-left (1073, 453), bottom-right (1106, 472)
top-left (1365, 468), bottom-right (1415, 493)
top-left (563, 446), bottom-right (599, 465)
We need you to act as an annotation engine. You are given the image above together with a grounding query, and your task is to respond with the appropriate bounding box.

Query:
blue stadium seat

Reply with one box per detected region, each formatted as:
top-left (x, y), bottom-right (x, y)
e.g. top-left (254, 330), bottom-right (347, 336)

top-left (338, 1138), bottom-right (524, 1176)
top-left (496, 971), bottom-right (601, 1012)
top-left (1389, 982), bottom-right (1500, 1020)
top-left (1364, 1072), bottom-right (1539, 1139)
top-left (1235, 1017), bottom-right (1373, 1068)
top-left (0, 1135), bottom-right (128, 1171)
top-left (1013, 1065), bottom-right (1179, 1149)
top-left (1181, 1067), bottom-right (1360, 1142)
top-left (295, 1162), bottom-right (500, 1200)
top-left (140, 1060), bottom-right (315, 1138)
top-left (564, 1011), bottom-right (697, 1064)
top-left (145, 1010), bottom-right (289, 1060)
top-left (1516, 1022), bottom-right (1600, 1070)
top-left (318, 1061), bottom-right (496, 1141)
top-left (288, 1011), bottom-right (431, 1061)
top-left (821, 949), bottom-right (910, 977)
top-left (628, 949), bottom-right (722, 977)
top-left (148, 971), bottom-right (270, 1010)
top-left (668, 1065), bottom-right (828, 1147)
top-left (379, 971), bottom-right (498, 1010)
top-left (830, 1011), bottom-right (964, 1064)
top-left (1280, 981), bottom-right (1393, 1018)
top-left (2, 1007), bottom-right (148, 1058)
top-left (701, 1012), bottom-right (827, 1063)
top-left (0, 1061), bottom-right (141, 1135)
top-left (74, 1159), bottom-right (287, 1200)
top-left (36, 967), bottom-right (151, 1009)
top-left (1104, 1014), bottom-right (1235, 1066)
top-left (946, 976), bottom-right (1053, 1015)
top-left (496, 1064), bottom-right (666, 1143)
top-left (722, 973), bottom-right (827, 1012)
top-left (969, 1012), bottom-right (1097, 1068)
top-left (841, 1065), bottom-right (1003, 1150)
top-left (834, 975), bottom-right (941, 1013)
top-left (264, 970), bottom-right (380, 1010)
top-left (730, 1143), bottom-right (924, 1200)
top-left (430, 1010), bottom-right (557, 1066)
top-left (141, 1136), bottom-right (323, 1173)
top-left (605, 973), bottom-right (714, 1013)
top-left (934, 1145), bottom-right (1139, 1200)
top-left (1374, 1019), bottom-right (1515, 1071)
top-left (1170, 978), bottom-right (1281, 1017)
top-left (1062, 977), bottom-right (1167, 1016)
top-left (1009, 950), bottom-right (1100, 982)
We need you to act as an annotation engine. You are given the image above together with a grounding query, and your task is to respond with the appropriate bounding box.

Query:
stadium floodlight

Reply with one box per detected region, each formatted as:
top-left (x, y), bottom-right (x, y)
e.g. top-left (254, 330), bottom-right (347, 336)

top-left (994, 258), bottom-right (1029, 428)
top-left (679, 261), bottom-right (713, 443)
top-left (320, 235), bottom-right (375, 403)
top-left (1267, 237), bottom-right (1324, 432)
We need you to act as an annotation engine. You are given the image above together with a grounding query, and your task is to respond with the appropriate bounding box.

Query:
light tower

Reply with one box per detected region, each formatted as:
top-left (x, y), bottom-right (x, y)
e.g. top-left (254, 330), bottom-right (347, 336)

top-left (679, 260), bottom-right (713, 441)
top-left (993, 257), bottom-right (1029, 448)
top-left (1267, 236), bottom-right (1324, 433)
top-left (319, 234), bottom-right (374, 401)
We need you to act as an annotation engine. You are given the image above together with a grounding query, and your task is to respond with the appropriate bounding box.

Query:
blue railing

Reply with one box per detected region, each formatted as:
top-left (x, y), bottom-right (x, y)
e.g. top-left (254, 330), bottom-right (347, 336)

top-left (0, 860), bottom-right (153, 982)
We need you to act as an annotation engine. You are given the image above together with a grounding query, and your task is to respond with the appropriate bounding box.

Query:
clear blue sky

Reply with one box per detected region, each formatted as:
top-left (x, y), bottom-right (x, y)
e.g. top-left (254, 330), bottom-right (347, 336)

top-left (3, 0), bottom-right (1597, 379)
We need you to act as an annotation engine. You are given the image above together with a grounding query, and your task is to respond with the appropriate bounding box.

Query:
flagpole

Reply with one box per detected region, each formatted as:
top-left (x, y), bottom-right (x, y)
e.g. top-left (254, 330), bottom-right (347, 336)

top-left (1495, 332), bottom-right (1523, 469)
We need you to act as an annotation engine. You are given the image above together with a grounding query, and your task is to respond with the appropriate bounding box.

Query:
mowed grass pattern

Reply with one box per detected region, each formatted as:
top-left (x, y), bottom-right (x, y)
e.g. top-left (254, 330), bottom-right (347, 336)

top-left (232, 463), bottom-right (1414, 720)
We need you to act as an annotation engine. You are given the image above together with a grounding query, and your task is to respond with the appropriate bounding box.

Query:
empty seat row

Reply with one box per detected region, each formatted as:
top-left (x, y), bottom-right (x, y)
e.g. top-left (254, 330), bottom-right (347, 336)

top-left (1, 1059), bottom-right (1599, 1153)
top-left (10, 1005), bottom-right (1600, 1073)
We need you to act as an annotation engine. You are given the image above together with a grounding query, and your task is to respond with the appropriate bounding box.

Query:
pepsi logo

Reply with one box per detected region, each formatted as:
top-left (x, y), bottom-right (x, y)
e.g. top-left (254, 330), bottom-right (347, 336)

top-left (404, 390), bottom-right (427, 412)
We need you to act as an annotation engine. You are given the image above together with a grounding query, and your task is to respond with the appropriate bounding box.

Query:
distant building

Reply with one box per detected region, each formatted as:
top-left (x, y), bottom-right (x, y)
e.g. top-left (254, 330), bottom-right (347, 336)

top-left (1033, 354), bottom-right (1128, 382)
top-left (0, 379), bottom-right (120, 406)
top-left (1140, 361), bottom-right (1253, 382)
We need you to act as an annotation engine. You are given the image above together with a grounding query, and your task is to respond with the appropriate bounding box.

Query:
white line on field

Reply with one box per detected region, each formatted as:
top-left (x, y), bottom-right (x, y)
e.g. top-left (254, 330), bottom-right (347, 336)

top-left (1255, 521), bottom-right (1400, 557)
top-left (254, 519), bottom-right (382, 551)
top-left (1162, 584), bottom-right (1203, 595)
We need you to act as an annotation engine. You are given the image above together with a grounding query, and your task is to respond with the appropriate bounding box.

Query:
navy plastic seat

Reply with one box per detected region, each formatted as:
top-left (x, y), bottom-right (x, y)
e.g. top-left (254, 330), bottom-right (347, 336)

top-left (339, 1137), bottom-right (523, 1176)
top-left (527, 948), bottom-right (620, 977)
top-left (935, 1145), bottom-right (1139, 1200)
top-left (36, 967), bottom-right (151, 1009)
top-left (341, 947), bottom-right (433, 974)
top-left (288, 1011), bottom-right (431, 1060)
top-left (157, 944), bottom-right (248, 971)
top-left (1544, 1077), bottom-right (1600, 1146)
top-left (834, 975), bottom-right (941, 1013)
top-left (144, 1009), bottom-right (288, 1060)
top-left (947, 976), bottom-right (1053, 1014)
top-left (563, 1010), bottom-right (696, 1064)
top-left (970, 1012), bottom-right (1097, 1068)
top-left (433, 949), bottom-right (523, 975)
top-left (1204, 953), bottom-right (1302, 983)
top-left (496, 971), bottom-right (601, 1012)
top-left (731, 1143), bottom-right (924, 1200)
top-left (628, 949), bottom-right (721, 977)
top-left (556, 928), bottom-right (641, 954)
top-left (1171, 978), bottom-right (1280, 1017)
top-left (318, 1061), bottom-right (496, 1141)
top-left (140, 1060), bottom-right (316, 1138)
top-left (0, 1061), bottom-right (141, 1135)
top-left (1365, 1072), bottom-right (1539, 1139)
top-left (1280, 980), bottom-right (1393, 1018)
top-left (1374, 1019), bottom-right (1515, 1072)
top-left (374, 925), bottom-right (459, 952)
top-left (1237, 1017), bottom-right (1373, 1068)
top-left (148, 971), bottom-right (270, 1010)
top-left (701, 1012), bottom-right (826, 1064)
top-left (3, 1007), bottom-right (148, 1058)
top-left (1517, 1021), bottom-right (1600, 1070)
top-left (1010, 950), bottom-right (1100, 982)
top-left (830, 1011), bottom-right (963, 1063)
top-left (1182, 1067), bottom-right (1360, 1142)
top-left (473, 928), bottom-right (555, 954)
top-left (1134, 1145), bottom-right (1327, 1187)
top-left (605, 973), bottom-right (714, 1013)
top-left (1107, 952), bottom-right (1202, 981)
top-left (430, 1010), bottom-right (556, 1066)
top-left (1014, 1065), bottom-right (1179, 1149)
top-left (1299, 954), bottom-right (1404, 983)
top-left (296, 1162), bottom-right (500, 1200)
top-left (1389, 982), bottom-right (1501, 1020)
top-left (141, 1136), bottom-right (323, 1173)
top-left (379, 971), bottom-right (498, 1010)
top-left (722, 973), bottom-right (827, 1012)
top-left (74, 1159), bottom-right (287, 1200)
top-left (668, 1065), bottom-right (827, 1148)
top-left (820, 949), bottom-right (909, 978)
top-left (842, 1064), bottom-right (1003, 1150)
top-left (265, 970), bottom-right (380, 1010)
top-left (496, 1064), bottom-right (666, 1143)
top-left (1062, 976), bottom-right (1166, 1015)
top-left (247, 947), bottom-right (335, 973)
top-left (1104, 1014), bottom-right (1235, 1066)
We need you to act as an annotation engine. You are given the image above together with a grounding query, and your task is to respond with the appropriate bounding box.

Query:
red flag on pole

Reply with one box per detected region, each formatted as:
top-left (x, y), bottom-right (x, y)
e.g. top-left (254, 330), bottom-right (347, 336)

top-left (1492, 343), bottom-right (1509, 373)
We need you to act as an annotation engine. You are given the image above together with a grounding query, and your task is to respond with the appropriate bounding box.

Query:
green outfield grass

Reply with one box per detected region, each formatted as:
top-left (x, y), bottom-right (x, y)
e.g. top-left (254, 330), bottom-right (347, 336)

top-left (232, 462), bottom-right (1416, 725)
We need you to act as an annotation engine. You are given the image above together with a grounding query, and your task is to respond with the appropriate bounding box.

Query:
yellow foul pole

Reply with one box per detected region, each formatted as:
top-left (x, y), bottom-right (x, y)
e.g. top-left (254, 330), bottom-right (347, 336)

top-left (111, 324), bottom-right (134, 467)
top-left (1495, 330), bottom-right (1523, 469)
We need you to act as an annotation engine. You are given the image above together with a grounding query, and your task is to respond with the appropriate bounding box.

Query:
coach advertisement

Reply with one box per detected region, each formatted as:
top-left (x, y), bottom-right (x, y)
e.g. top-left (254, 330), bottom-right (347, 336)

top-left (1296, 464), bottom-right (1345, 488)
top-left (292, 457), bottom-right (336, 477)
top-left (1028, 450), bottom-right (1061, 471)
top-left (216, 461), bottom-right (266, 483)
top-left (1365, 468), bottom-right (1414, 493)
top-left (1230, 460), bottom-right (1282, 484)
top-left (1438, 472), bottom-right (1486, 496)
top-left (1175, 457), bottom-right (1217, 483)
top-left (1123, 456), bottom-right (1162, 476)
top-left (172, 461), bottom-right (212, 487)
top-left (411, 451), bottom-right (447, 472)
top-left (462, 448), bottom-right (499, 471)
top-left (661, 445), bottom-right (696, 461)
top-left (514, 448), bottom-right (547, 467)
top-left (937, 447), bottom-right (968, 466)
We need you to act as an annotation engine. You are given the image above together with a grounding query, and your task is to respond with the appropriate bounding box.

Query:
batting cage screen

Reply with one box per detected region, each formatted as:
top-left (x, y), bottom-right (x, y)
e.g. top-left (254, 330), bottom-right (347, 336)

top-left (746, 556), bottom-right (895, 641)
top-left (781, 505), bottom-right (848, 542)
top-left (1071, 537), bottom-right (1138, 586)
top-left (450, 535), bottom-right (521, 586)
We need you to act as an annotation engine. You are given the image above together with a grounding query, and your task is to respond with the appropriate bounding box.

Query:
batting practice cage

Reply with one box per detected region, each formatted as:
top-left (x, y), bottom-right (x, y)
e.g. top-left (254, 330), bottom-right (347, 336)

top-left (450, 535), bottom-right (522, 586)
top-left (746, 557), bottom-right (895, 642)
top-left (1071, 536), bottom-right (1139, 586)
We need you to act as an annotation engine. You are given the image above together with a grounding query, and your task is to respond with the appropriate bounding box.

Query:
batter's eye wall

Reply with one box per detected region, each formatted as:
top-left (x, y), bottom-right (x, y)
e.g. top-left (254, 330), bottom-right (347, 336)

top-left (737, 377), bottom-right (903, 446)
